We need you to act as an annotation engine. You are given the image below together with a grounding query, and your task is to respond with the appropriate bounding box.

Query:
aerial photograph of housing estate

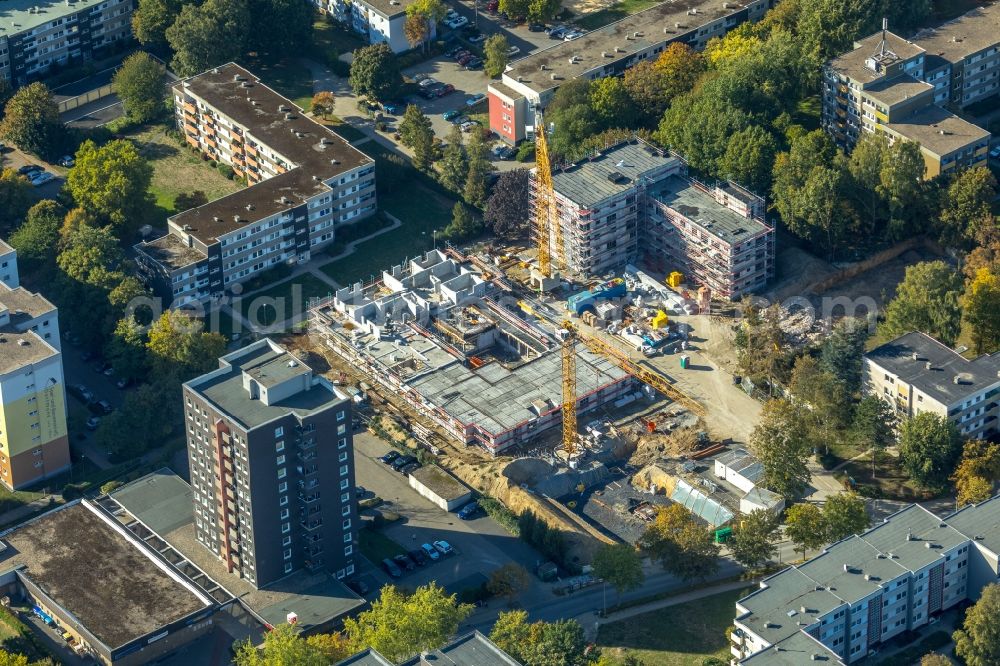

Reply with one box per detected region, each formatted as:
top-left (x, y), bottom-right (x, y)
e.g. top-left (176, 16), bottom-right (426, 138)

top-left (0, 0), bottom-right (999, 664)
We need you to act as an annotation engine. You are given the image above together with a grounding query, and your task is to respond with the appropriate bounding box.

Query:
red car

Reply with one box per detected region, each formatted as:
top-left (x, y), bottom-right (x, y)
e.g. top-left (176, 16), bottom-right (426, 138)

top-left (486, 0), bottom-right (498, 11)
top-left (458, 55), bottom-right (474, 65)
top-left (438, 84), bottom-right (456, 96)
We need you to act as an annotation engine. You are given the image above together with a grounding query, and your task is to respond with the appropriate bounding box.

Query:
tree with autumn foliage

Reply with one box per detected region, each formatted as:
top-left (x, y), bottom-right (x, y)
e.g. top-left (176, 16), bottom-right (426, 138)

top-left (311, 91), bottom-right (335, 119)
top-left (964, 267), bottom-right (1000, 354)
top-left (639, 503), bottom-right (719, 580)
top-left (952, 440), bottom-right (1000, 508)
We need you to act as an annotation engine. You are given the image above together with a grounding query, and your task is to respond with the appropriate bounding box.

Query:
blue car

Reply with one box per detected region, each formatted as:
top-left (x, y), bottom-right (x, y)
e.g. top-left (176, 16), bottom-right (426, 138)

top-left (443, 109), bottom-right (461, 121)
top-left (458, 501), bottom-right (479, 520)
top-left (465, 93), bottom-right (486, 107)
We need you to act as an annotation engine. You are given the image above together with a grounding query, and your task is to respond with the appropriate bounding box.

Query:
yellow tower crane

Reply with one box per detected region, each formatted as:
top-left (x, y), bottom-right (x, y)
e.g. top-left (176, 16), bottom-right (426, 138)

top-left (534, 116), bottom-right (564, 278)
top-left (561, 328), bottom-right (578, 456)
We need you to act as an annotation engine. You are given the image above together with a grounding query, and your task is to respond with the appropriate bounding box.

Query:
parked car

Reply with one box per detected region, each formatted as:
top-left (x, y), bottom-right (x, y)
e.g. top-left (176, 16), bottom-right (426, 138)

top-left (418, 77), bottom-right (438, 88)
top-left (57, 155), bottom-right (75, 167)
top-left (451, 115), bottom-right (470, 125)
top-left (393, 554), bottom-right (416, 572)
top-left (468, 33), bottom-right (487, 43)
top-left (382, 101), bottom-right (404, 115)
top-left (453, 49), bottom-right (471, 60)
top-left (458, 501), bottom-right (480, 520)
top-left (97, 400), bottom-right (114, 415)
top-left (446, 16), bottom-right (469, 29)
top-left (17, 164), bottom-right (41, 176)
top-left (563, 30), bottom-right (584, 41)
top-left (413, 73), bottom-right (429, 82)
top-left (464, 59), bottom-right (483, 70)
top-left (433, 540), bottom-right (454, 555)
top-left (507, 45), bottom-right (521, 56)
top-left (400, 461), bottom-right (421, 475)
top-left (457, 54), bottom-right (474, 65)
top-left (391, 454), bottom-right (417, 471)
top-left (408, 548), bottom-right (428, 566)
top-left (460, 120), bottom-right (480, 132)
top-left (347, 579), bottom-right (370, 595)
top-left (29, 171), bottom-right (54, 187)
top-left (465, 93), bottom-right (486, 107)
top-left (380, 450), bottom-right (400, 464)
top-left (445, 46), bottom-right (464, 57)
top-left (529, 22), bottom-right (545, 31)
top-left (990, 145), bottom-right (1000, 160)
top-left (86, 416), bottom-right (101, 431)
top-left (548, 27), bottom-right (566, 39)
top-left (443, 109), bottom-right (462, 121)
top-left (438, 84), bottom-right (456, 96)
top-left (381, 558), bottom-right (402, 578)
top-left (421, 543), bottom-right (441, 561)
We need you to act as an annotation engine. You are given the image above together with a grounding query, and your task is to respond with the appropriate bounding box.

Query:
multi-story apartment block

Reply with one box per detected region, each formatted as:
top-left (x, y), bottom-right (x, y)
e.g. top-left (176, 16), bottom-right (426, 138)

top-left (135, 63), bottom-right (376, 308)
top-left (0, 241), bottom-right (19, 289)
top-left (732, 497), bottom-right (1000, 664)
top-left (183, 338), bottom-right (357, 588)
top-left (542, 140), bottom-right (774, 298)
top-left (488, 0), bottom-right (774, 144)
top-left (0, 0), bottom-right (134, 87)
top-left (864, 331), bottom-right (1000, 440)
top-left (822, 15), bottom-right (993, 178)
top-left (314, 0), bottom-right (436, 54)
top-left (0, 267), bottom-right (67, 490)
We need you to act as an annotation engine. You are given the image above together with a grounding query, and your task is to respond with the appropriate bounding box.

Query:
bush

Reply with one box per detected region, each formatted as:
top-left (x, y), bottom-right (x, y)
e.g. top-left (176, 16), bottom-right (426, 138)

top-left (62, 483), bottom-right (86, 501)
top-left (516, 141), bottom-right (535, 162)
top-left (374, 121), bottom-right (387, 132)
top-left (217, 163), bottom-right (235, 179)
top-left (99, 480), bottom-right (122, 495)
top-left (479, 496), bottom-right (520, 535)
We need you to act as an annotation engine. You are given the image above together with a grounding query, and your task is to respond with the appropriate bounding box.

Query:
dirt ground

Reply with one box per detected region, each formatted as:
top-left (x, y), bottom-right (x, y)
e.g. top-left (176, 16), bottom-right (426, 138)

top-left (761, 245), bottom-right (838, 303)
top-left (812, 247), bottom-right (947, 314)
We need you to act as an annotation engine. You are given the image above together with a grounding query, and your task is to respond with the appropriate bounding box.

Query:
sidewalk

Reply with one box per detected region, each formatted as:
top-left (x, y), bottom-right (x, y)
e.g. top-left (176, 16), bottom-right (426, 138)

top-left (0, 495), bottom-right (58, 529)
top-left (589, 578), bottom-right (752, 631)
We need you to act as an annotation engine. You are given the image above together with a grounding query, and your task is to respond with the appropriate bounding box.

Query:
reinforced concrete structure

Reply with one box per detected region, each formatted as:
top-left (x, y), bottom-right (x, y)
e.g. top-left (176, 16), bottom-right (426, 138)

top-left (0, 0), bottom-right (134, 87)
top-left (135, 63), bottom-right (376, 308)
top-left (183, 339), bottom-right (358, 588)
top-left (539, 140), bottom-right (774, 298)
top-left (488, 0), bottom-right (774, 144)
top-left (821, 8), bottom-right (996, 178)
top-left (312, 249), bottom-right (634, 455)
top-left (864, 331), bottom-right (1000, 440)
top-left (733, 496), bottom-right (1000, 664)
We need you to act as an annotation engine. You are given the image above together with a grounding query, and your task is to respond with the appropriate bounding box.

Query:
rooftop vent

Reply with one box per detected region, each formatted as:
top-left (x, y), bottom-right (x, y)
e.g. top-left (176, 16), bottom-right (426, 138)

top-left (17, 339), bottom-right (28, 347)
top-left (213, 216), bottom-right (221, 223)
top-left (925, 542), bottom-right (932, 549)
top-left (926, 361), bottom-right (933, 370)
top-left (278, 104), bottom-right (289, 112)
top-left (280, 196), bottom-right (293, 205)
top-left (183, 224), bottom-right (193, 231)
top-left (240, 81), bottom-right (252, 88)
top-left (663, 27), bottom-right (675, 33)
top-left (245, 204), bottom-right (255, 212)
top-left (906, 529), bottom-right (913, 541)
top-left (551, 73), bottom-right (558, 80)
top-left (843, 564), bottom-right (850, 572)
top-left (722, 1), bottom-right (731, 7)
top-left (633, 31), bottom-right (642, 38)
top-left (539, 64), bottom-right (547, 71)
top-left (331, 158), bottom-right (340, 165)
top-left (287, 360), bottom-right (298, 367)
top-left (799, 606), bottom-right (807, 614)
top-left (616, 46), bottom-right (625, 53)
top-left (675, 21), bottom-right (683, 28)
top-left (864, 574), bottom-right (871, 581)
top-left (233, 215), bottom-right (242, 223)
top-left (912, 352), bottom-right (919, 360)
top-left (688, 7), bottom-right (698, 14)
top-left (286, 113), bottom-right (296, 120)
top-left (233, 74), bottom-right (241, 82)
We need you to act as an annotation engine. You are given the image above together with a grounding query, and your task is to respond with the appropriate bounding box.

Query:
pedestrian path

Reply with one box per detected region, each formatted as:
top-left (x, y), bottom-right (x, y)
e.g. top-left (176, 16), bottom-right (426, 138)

top-left (595, 578), bottom-right (751, 627)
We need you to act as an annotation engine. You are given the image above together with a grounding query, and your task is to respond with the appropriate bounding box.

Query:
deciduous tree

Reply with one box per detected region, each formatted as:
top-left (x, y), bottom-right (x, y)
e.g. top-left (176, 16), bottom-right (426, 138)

top-left (964, 267), bottom-right (1000, 354)
top-left (105, 316), bottom-right (148, 382)
top-left (592, 543), bottom-right (644, 603)
top-left (952, 440), bottom-right (1000, 508)
top-left (489, 611), bottom-right (588, 666)
top-left (954, 583), bottom-right (1000, 666)
top-left (9, 199), bottom-right (65, 272)
top-left (439, 124), bottom-right (467, 193)
top-left (146, 310), bottom-right (226, 379)
top-left (526, 0), bottom-right (560, 22)
top-left (0, 169), bottom-right (32, 234)
top-left (349, 43), bottom-right (403, 102)
top-left (66, 139), bottom-right (154, 232)
top-left (589, 76), bottom-right (634, 129)
top-left (851, 395), bottom-right (896, 477)
top-left (485, 168), bottom-right (530, 239)
top-left (785, 502), bottom-right (827, 559)
top-left (487, 563), bottom-right (531, 603)
top-left (940, 167), bottom-right (998, 247)
top-left (311, 91), bottom-right (335, 119)
top-left (132, 0), bottom-right (183, 47)
top-left (820, 317), bottom-right (870, 395)
top-left (113, 52), bottom-right (166, 124)
top-left (789, 354), bottom-right (850, 445)
top-left (444, 202), bottom-right (482, 241)
top-left (749, 399), bottom-right (812, 498)
top-left (639, 504), bottom-right (719, 581)
top-left (166, 0), bottom-right (250, 77)
top-left (247, 0), bottom-right (314, 57)
top-left (399, 104), bottom-right (434, 171)
top-left (920, 654), bottom-right (952, 666)
top-left (234, 622), bottom-right (330, 666)
top-left (718, 125), bottom-right (778, 195)
top-left (0, 82), bottom-right (63, 159)
top-left (0, 650), bottom-right (29, 666)
top-left (899, 412), bottom-right (963, 493)
top-left (483, 34), bottom-right (510, 79)
top-left (823, 492), bottom-right (868, 542)
top-left (879, 260), bottom-right (963, 346)
top-left (730, 509), bottom-right (780, 571)
top-left (498, 0), bottom-right (530, 21)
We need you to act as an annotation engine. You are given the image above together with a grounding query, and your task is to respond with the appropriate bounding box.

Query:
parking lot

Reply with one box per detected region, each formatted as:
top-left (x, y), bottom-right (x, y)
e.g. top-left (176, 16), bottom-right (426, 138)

top-left (0, 147), bottom-right (66, 200)
top-left (352, 431), bottom-right (553, 607)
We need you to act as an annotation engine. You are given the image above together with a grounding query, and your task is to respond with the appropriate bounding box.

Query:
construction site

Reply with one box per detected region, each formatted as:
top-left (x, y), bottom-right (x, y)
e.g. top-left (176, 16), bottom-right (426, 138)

top-left (292, 126), bottom-right (773, 559)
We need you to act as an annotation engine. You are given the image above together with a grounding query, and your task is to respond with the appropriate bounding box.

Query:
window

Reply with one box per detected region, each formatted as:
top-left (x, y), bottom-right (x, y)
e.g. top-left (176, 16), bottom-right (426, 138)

top-left (277, 467), bottom-right (286, 479)
top-left (337, 411), bottom-right (346, 422)
top-left (275, 426), bottom-right (284, 437)
top-left (340, 479), bottom-right (349, 490)
top-left (279, 495), bottom-right (288, 506)
top-left (282, 535), bottom-right (292, 546)
top-left (284, 562), bottom-right (294, 574)
top-left (340, 464), bottom-right (348, 477)
top-left (338, 437), bottom-right (347, 449)
top-left (344, 532), bottom-right (353, 543)
top-left (284, 548), bottom-right (292, 560)
top-left (341, 492), bottom-right (350, 503)
top-left (279, 481), bottom-right (288, 493)
top-left (339, 451), bottom-right (348, 462)
top-left (280, 508), bottom-right (289, 519)
top-left (275, 440), bottom-right (284, 452)
top-left (282, 522), bottom-right (291, 534)
top-left (343, 519), bottom-right (351, 530)
top-left (276, 454), bottom-right (285, 465)
top-left (342, 505), bottom-right (351, 516)
top-left (345, 545), bottom-right (353, 556)
top-left (338, 424), bottom-right (347, 435)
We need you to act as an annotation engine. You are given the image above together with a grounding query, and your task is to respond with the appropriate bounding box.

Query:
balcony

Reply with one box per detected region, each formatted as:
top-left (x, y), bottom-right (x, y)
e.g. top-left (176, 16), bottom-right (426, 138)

top-left (301, 518), bottom-right (324, 531)
top-left (297, 436), bottom-right (317, 451)
top-left (298, 491), bottom-right (321, 504)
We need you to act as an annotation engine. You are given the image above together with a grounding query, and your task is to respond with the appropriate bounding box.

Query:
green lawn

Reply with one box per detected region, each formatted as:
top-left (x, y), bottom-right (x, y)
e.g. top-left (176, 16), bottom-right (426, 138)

top-left (0, 486), bottom-right (46, 517)
top-left (311, 13), bottom-right (367, 59)
top-left (359, 527), bottom-right (407, 563)
top-left (237, 273), bottom-right (336, 328)
top-left (322, 119), bottom-right (368, 143)
top-left (596, 587), bottom-right (754, 666)
top-left (577, 0), bottom-right (662, 30)
top-left (794, 95), bottom-right (822, 132)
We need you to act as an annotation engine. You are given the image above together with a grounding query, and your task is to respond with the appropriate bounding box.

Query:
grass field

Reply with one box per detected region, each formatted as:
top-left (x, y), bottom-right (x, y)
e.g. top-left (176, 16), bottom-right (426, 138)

top-left (125, 124), bottom-right (243, 225)
top-left (359, 528), bottom-right (407, 563)
top-left (576, 0), bottom-right (661, 30)
top-left (597, 586), bottom-right (754, 666)
top-left (312, 13), bottom-right (367, 59)
top-left (237, 273), bottom-right (336, 327)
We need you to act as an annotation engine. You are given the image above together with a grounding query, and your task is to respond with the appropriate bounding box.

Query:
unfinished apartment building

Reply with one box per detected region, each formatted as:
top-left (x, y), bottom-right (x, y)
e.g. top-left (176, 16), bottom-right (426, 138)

top-left (135, 63), bottom-right (376, 308)
top-left (541, 140), bottom-right (774, 299)
top-left (312, 250), bottom-right (634, 455)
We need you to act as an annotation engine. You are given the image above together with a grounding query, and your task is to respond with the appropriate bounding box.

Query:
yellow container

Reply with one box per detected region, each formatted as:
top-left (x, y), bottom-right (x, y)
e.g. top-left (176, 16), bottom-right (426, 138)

top-left (667, 272), bottom-right (683, 288)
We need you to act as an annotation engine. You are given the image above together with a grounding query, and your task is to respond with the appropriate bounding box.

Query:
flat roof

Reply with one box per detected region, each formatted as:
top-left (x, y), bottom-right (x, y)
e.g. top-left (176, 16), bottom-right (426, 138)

top-left (338, 650), bottom-right (395, 666)
top-left (946, 495), bottom-right (1000, 557)
top-left (0, 502), bottom-right (210, 650)
top-left (357, 0), bottom-right (420, 19)
top-left (652, 175), bottom-right (770, 244)
top-left (166, 63), bottom-right (372, 246)
top-left (0, 330), bottom-right (58, 376)
top-left (738, 568), bottom-right (844, 646)
top-left (399, 631), bottom-right (522, 665)
top-left (139, 233), bottom-right (206, 271)
top-left (0, 283), bottom-right (56, 324)
top-left (796, 537), bottom-right (910, 603)
top-left (740, 631), bottom-right (843, 665)
top-left (112, 471), bottom-right (365, 631)
top-left (866, 331), bottom-right (1000, 407)
top-left (913, 3), bottom-right (1000, 65)
top-left (863, 74), bottom-right (934, 107)
top-left (860, 504), bottom-right (969, 571)
top-left (186, 340), bottom-right (344, 430)
top-left (0, 0), bottom-right (110, 38)
top-left (828, 31), bottom-right (925, 83)
top-left (550, 141), bottom-right (681, 208)
top-left (886, 105), bottom-right (991, 157)
top-left (409, 465), bottom-right (471, 502)
top-left (504, 0), bottom-right (756, 94)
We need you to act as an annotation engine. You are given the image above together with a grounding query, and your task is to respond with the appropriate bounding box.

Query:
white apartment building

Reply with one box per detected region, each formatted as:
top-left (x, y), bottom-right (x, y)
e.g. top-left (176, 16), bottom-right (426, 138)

top-left (864, 331), bottom-right (1000, 440)
top-left (0, 241), bottom-right (19, 289)
top-left (733, 499), bottom-right (1000, 664)
top-left (135, 63), bottom-right (376, 308)
top-left (314, 0), bottom-right (436, 54)
top-left (0, 0), bottom-right (134, 86)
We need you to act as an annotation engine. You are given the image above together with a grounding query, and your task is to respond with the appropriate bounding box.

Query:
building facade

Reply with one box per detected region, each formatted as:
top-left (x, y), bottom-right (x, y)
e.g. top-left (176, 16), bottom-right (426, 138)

top-left (183, 339), bottom-right (357, 588)
top-left (541, 140), bottom-right (775, 298)
top-left (821, 13), bottom-right (994, 178)
top-left (314, 0), bottom-right (436, 54)
top-left (733, 497), bottom-right (1000, 664)
top-left (0, 241), bottom-right (19, 289)
top-left (864, 331), bottom-right (1000, 440)
top-left (135, 63), bottom-right (376, 308)
top-left (0, 0), bottom-right (134, 87)
top-left (488, 0), bottom-right (774, 144)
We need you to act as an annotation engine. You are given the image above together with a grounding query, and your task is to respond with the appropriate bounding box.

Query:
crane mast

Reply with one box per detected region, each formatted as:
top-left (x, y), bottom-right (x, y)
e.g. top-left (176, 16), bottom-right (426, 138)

top-left (534, 117), bottom-right (563, 278)
top-left (561, 330), bottom-right (578, 456)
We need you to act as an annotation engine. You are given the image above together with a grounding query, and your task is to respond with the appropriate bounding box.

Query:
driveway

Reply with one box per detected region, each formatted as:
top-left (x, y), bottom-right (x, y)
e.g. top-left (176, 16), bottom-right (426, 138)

top-left (353, 432), bottom-right (553, 606)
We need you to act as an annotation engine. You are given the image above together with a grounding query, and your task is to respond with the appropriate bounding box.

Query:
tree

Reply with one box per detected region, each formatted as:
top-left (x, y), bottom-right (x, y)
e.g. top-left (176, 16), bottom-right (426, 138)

top-left (851, 395), bottom-right (896, 477)
top-left (166, 0), bottom-right (250, 77)
top-left (795, 0), bottom-right (882, 60)
top-left (589, 76), bottom-right (635, 129)
top-left (622, 43), bottom-right (704, 124)
top-left (57, 225), bottom-right (125, 286)
top-left (656, 85), bottom-right (752, 175)
top-left (730, 509), bottom-right (780, 571)
top-left (132, 0), bottom-right (183, 47)
top-left (464, 129), bottom-right (493, 207)
top-left (311, 91), bottom-right (335, 119)
top-left (899, 412), bottom-right (963, 492)
top-left (705, 25), bottom-right (761, 67)
top-left (940, 167), bottom-right (998, 247)
top-left (788, 354), bottom-right (850, 446)
top-left (718, 125), bottom-right (778, 194)
top-left (97, 378), bottom-right (179, 459)
top-left (734, 300), bottom-right (787, 390)
top-left (234, 622), bottom-right (331, 666)
top-left (105, 316), bottom-right (148, 382)
top-left (879, 140), bottom-right (928, 240)
top-left (498, 0), bottom-right (530, 20)
top-left (954, 583), bottom-right (1000, 666)
top-left (247, 0), bottom-right (314, 57)
top-left (964, 267), bottom-right (1000, 355)
top-left (639, 504), bottom-right (719, 581)
top-left (349, 44), bottom-right (403, 102)
top-left (0, 82), bottom-right (62, 159)
top-left (0, 169), bottom-right (32, 233)
top-left (444, 202), bottom-right (482, 241)
top-left (342, 583), bottom-right (472, 663)
top-left (439, 124), bottom-right (467, 194)
top-left (846, 132), bottom-right (890, 235)
top-left (146, 310), bottom-right (226, 379)
top-left (9, 200), bottom-right (65, 272)
top-left (879, 261), bottom-right (963, 346)
top-left (113, 52), bottom-right (166, 124)
top-left (592, 543), bottom-right (644, 603)
top-left (920, 655), bottom-right (951, 666)
top-left (822, 492), bottom-right (868, 542)
top-left (820, 318), bottom-right (869, 395)
top-left (545, 79), bottom-right (599, 159)
top-left (485, 169), bottom-right (530, 239)
top-left (305, 633), bottom-right (352, 662)
top-left (399, 105), bottom-right (434, 171)
top-left (66, 139), bottom-right (154, 232)
top-left (404, 12), bottom-right (431, 51)
top-left (526, 0), bottom-right (560, 22)
top-left (483, 34), bottom-right (510, 79)
top-left (952, 440), bottom-right (1000, 508)
top-left (0, 651), bottom-right (28, 666)
top-left (487, 563), bottom-right (531, 603)
top-left (489, 611), bottom-right (588, 666)
top-left (785, 503), bottom-right (827, 559)
top-left (748, 399), bottom-right (812, 498)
